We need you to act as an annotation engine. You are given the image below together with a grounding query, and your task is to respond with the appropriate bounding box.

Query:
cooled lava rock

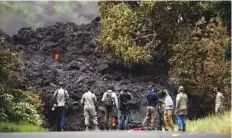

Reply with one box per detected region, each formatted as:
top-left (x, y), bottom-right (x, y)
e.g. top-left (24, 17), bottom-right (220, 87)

top-left (3, 20), bottom-right (176, 131)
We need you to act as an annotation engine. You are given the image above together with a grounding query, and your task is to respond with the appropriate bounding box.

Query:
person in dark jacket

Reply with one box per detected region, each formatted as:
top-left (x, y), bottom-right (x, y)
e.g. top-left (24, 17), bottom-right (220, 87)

top-left (118, 89), bottom-right (133, 130)
top-left (142, 85), bottom-right (160, 130)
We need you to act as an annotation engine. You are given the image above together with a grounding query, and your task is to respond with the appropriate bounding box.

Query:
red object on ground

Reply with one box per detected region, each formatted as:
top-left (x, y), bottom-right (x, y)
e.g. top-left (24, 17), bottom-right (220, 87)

top-left (129, 127), bottom-right (145, 131)
top-left (55, 51), bottom-right (60, 61)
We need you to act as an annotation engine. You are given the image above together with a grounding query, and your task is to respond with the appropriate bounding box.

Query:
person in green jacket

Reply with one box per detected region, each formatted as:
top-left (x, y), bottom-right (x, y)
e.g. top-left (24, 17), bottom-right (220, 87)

top-left (175, 86), bottom-right (188, 131)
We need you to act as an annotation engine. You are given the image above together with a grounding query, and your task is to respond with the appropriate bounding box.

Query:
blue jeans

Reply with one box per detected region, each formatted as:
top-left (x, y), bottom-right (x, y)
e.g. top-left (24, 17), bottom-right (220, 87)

top-left (119, 111), bottom-right (129, 130)
top-left (177, 115), bottom-right (186, 131)
top-left (57, 106), bottom-right (66, 131)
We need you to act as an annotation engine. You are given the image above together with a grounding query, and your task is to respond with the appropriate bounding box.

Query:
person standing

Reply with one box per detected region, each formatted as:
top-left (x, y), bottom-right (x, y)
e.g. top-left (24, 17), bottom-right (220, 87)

top-left (102, 89), bottom-right (119, 130)
top-left (175, 86), bottom-right (188, 132)
top-left (81, 90), bottom-right (100, 131)
top-left (142, 85), bottom-right (160, 130)
top-left (163, 89), bottom-right (174, 131)
top-left (52, 82), bottom-right (69, 131)
top-left (214, 88), bottom-right (225, 114)
top-left (118, 89), bottom-right (133, 130)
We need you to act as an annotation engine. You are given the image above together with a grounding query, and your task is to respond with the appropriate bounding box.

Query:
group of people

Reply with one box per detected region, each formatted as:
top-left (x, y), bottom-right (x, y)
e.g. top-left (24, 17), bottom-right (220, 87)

top-left (51, 83), bottom-right (225, 132)
top-left (142, 85), bottom-right (187, 131)
top-left (81, 87), bottom-right (133, 131)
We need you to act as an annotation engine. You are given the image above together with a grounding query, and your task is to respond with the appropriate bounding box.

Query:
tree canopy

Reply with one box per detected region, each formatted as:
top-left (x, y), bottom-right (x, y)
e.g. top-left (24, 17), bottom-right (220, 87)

top-left (97, 1), bottom-right (231, 113)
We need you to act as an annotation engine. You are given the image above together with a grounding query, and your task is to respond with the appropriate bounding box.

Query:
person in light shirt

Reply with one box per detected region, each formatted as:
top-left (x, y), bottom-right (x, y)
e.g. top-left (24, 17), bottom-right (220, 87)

top-left (162, 89), bottom-right (174, 131)
top-left (214, 88), bottom-right (225, 114)
top-left (81, 90), bottom-right (100, 131)
top-left (52, 82), bottom-right (69, 131)
top-left (175, 86), bottom-right (188, 132)
top-left (102, 88), bottom-right (119, 130)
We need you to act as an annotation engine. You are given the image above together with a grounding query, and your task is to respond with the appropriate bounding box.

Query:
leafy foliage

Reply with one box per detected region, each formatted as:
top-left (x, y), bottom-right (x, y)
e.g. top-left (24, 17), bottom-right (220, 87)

top-left (0, 37), bottom-right (43, 125)
top-left (97, 1), bottom-right (215, 66)
top-left (0, 47), bottom-right (21, 83)
top-left (0, 92), bottom-right (42, 125)
top-left (97, 2), bottom-right (152, 65)
top-left (169, 18), bottom-right (231, 112)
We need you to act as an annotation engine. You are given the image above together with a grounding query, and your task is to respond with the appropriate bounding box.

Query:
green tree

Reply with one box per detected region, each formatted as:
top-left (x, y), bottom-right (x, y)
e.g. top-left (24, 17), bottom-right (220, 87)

top-left (0, 37), bottom-right (43, 125)
top-left (97, 1), bottom-right (210, 66)
top-left (169, 18), bottom-right (231, 113)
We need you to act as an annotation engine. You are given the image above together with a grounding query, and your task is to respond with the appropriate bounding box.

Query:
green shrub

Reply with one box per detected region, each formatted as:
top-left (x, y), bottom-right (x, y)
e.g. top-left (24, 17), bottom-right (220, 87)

top-left (0, 92), bottom-right (42, 125)
top-left (0, 108), bottom-right (8, 122)
top-left (14, 102), bottom-right (42, 125)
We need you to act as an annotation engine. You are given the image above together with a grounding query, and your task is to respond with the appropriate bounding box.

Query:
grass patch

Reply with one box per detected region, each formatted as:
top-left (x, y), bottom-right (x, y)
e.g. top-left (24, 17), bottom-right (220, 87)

top-left (187, 111), bottom-right (231, 134)
top-left (0, 122), bottom-right (47, 132)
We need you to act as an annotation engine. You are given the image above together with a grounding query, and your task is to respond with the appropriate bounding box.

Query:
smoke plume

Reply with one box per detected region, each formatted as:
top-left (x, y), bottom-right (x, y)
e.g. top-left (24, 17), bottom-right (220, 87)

top-left (0, 1), bottom-right (99, 35)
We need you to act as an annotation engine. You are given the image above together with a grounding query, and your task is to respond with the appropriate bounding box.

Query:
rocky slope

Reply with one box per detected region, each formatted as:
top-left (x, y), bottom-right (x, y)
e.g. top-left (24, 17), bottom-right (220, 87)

top-left (3, 19), bottom-right (176, 131)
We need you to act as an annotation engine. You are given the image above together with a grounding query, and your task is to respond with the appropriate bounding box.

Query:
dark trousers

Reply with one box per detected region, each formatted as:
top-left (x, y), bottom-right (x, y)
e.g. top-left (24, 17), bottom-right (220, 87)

top-left (119, 110), bottom-right (129, 130)
top-left (56, 106), bottom-right (66, 131)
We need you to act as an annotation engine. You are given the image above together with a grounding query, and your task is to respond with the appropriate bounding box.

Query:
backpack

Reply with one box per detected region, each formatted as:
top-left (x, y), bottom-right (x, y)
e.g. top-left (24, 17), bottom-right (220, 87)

top-left (104, 92), bottom-right (114, 107)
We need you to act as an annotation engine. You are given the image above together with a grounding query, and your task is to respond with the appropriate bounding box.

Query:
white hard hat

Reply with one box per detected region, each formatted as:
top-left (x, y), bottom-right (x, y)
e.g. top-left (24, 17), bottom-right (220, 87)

top-left (107, 90), bottom-right (112, 93)
top-left (178, 86), bottom-right (184, 92)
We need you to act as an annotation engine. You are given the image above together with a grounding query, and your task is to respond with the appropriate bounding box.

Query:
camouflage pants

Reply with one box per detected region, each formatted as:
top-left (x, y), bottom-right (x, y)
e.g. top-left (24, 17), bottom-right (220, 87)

top-left (142, 106), bottom-right (157, 129)
top-left (104, 106), bottom-right (114, 130)
top-left (84, 107), bottom-right (98, 126)
top-left (164, 110), bottom-right (174, 131)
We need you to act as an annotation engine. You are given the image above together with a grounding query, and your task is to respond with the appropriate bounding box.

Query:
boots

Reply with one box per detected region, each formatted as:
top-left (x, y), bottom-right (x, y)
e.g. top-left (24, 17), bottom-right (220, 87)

top-left (182, 124), bottom-right (186, 132)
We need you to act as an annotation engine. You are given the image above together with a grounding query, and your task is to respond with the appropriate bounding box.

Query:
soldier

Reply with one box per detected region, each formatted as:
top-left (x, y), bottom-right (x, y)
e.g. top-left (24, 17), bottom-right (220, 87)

top-left (214, 88), bottom-right (225, 114)
top-left (175, 86), bottom-right (188, 132)
top-left (81, 90), bottom-right (100, 131)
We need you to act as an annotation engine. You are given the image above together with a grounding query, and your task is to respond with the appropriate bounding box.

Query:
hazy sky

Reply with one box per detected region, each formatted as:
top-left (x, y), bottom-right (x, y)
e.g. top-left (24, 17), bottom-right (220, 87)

top-left (0, 1), bottom-right (99, 35)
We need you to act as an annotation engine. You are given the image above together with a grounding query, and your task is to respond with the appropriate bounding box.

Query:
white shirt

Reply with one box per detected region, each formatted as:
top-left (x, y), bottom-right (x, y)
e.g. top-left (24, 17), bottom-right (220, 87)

top-left (164, 95), bottom-right (174, 110)
top-left (81, 91), bottom-right (97, 109)
top-left (102, 90), bottom-right (119, 109)
top-left (54, 88), bottom-right (69, 107)
top-left (215, 92), bottom-right (224, 106)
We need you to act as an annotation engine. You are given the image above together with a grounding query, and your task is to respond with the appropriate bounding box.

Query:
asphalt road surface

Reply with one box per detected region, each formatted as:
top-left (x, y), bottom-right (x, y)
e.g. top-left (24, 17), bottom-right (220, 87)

top-left (0, 131), bottom-right (230, 138)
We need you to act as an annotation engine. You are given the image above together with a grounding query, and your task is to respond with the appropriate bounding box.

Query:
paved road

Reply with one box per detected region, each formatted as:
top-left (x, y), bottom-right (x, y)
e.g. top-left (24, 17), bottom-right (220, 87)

top-left (0, 131), bottom-right (230, 138)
